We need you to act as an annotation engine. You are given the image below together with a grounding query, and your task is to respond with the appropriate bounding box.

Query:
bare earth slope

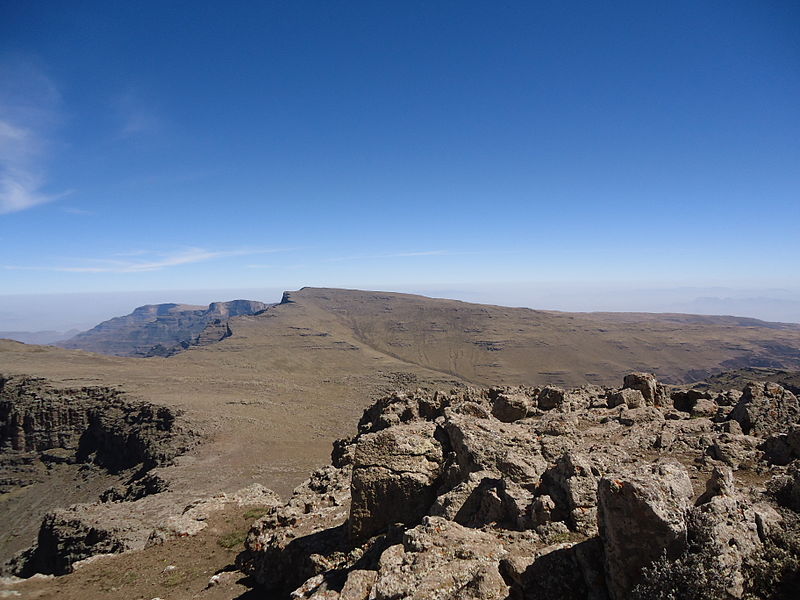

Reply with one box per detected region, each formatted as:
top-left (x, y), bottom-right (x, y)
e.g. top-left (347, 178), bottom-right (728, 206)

top-left (286, 287), bottom-right (800, 386)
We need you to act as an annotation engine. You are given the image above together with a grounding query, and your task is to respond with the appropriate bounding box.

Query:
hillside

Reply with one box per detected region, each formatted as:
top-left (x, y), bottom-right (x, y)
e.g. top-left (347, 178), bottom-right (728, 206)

top-left (58, 299), bottom-right (270, 357)
top-left (2, 287), bottom-right (800, 598)
top-left (275, 288), bottom-right (800, 386)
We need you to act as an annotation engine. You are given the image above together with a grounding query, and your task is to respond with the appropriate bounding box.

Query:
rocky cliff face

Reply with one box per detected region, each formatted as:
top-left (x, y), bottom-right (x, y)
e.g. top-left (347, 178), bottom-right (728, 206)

top-left (58, 299), bottom-right (270, 357)
top-left (0, 375), bottom-right (193, 472)
top-left (238, 373), bottom-right (800, 600)
top-left (0, 375), bottom-right (198, 574)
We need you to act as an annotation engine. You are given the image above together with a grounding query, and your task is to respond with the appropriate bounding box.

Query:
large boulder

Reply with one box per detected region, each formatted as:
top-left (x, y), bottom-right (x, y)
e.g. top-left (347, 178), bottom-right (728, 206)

top-left (729, 382), bottom-right (800, 437)
top-left (597, 461), bottom-right (693, 600)
top-left (369, 517), bottom-right (509, 600)
top-left (540, 452), bottom-right (601, 535)
top-left (623, 373), bottom-right (666, 406)
top-left (349, 422), bottom-right (444, 541)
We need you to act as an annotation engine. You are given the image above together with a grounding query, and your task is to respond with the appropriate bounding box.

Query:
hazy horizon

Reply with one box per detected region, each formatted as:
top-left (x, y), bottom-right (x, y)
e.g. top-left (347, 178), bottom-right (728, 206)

top-left (2, 283), bottom-right (800, 335)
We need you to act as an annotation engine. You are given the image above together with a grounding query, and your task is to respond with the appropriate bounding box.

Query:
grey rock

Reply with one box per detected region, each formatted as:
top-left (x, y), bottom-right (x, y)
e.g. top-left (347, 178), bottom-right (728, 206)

top-left (607, 388), bottom-right (644, 409)
top-left (597, 461), bottom-right (693, 600)
top-left (729, 382), bottom-right (799, 437)
top-left (349, 422), bottom-right (443, 541)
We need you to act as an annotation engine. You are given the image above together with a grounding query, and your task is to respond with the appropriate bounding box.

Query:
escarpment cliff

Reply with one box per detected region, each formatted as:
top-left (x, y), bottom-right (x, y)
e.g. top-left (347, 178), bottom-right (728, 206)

top-left (0, 375), bottom-right (193, 471)
top-left (0, 375), bottom-right (198, 573)
top-left (238, 373), bottom-right (800, 600)
top-left (58, 299), bottom-right (269, 357)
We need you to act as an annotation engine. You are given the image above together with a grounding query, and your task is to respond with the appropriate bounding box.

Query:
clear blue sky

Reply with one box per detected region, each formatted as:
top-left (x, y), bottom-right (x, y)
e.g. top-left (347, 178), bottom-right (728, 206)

top-left (1, 2), bottom-right (798, 313)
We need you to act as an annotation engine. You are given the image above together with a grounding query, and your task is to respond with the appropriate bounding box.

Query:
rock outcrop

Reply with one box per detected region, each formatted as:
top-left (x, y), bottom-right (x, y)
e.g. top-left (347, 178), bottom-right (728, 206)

top-left (0, 375), bottom-right (202, 575)
top-left (0, 375), bottom-right (194, 472)
top-left (239, 373), bottom-right (800, 600)
top-left (58, 299), bottom-right (269, 357)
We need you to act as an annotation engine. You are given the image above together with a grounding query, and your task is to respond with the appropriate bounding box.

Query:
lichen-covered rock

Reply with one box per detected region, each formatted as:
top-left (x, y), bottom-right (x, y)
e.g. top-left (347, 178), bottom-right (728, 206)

top-left (491, 392), bottom-right (533, 422)
top-left (729, 382), bottom-right (799, 437)
top-left (349, 422), bottom-right (443, 541)
top-left (370, 517), bottom-right (509, 600)
top-left (607, 388), bottom-right (644, 409)
top-left (541, 452), bottom-right (601, 535)
top-left (623, 372), bottom-right (666, 406)
top-left (597, 461), bottom-right (693, 600)
top-left (240, 377), bottom-right (800, 600)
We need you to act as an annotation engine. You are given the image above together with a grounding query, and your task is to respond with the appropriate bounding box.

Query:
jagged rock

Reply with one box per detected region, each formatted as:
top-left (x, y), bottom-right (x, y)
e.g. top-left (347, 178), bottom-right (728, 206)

top-left (442, 412), bottom-right (546, 487)
top-left (690, 469), bottom-right (778, 598)
top-left (491, 392), bottom-right (533, 422)
top-left (357, 390), bottom-right (450, 434)
top-left (623, 372), bottom-right (666, 406)
top-left (759, 425), bottom-right (800, 465)
top-left (616, 405), bottom-right (664, 426)
top-left (706, 432), bottom-right (760, 469)
top-left (607, 388), bottom-right (644, 409)
top-left (729, 382), bottom-right (799, 437)
top-left (370, 517), bottom-right (509, 600)
top-left (537, 387), bottom-right (565, 411)
top-left (349, 422), bottom-right (444, 541)
top-left (541, 452), bottom-right (600, 535)
top-left (691, 398), bottom-right (718, 418)
top-left (243, 465), bottom-right (351, 592)
top-left (597, 461), bottom-right (693, 600)
top-left (671, 388), bottom-right (713, 412)
top-left (501, 539), bottom-right (605, 600)
top-left (241, 378), bottom-right (800, 600)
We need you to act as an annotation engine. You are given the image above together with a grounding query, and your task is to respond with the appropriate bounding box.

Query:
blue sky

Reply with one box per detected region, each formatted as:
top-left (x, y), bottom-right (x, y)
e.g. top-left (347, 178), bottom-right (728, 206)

top-left (1, 1), bottom-right (799, 326)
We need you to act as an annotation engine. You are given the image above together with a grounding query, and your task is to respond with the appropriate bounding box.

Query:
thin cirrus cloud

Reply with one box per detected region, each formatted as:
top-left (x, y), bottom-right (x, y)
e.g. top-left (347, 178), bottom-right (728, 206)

top-left (325, 250), bottom-right (452, 263)
top-left (2, 247), bottom-right (294, 273)
top-left (0, 60), bottom-right (68, 215)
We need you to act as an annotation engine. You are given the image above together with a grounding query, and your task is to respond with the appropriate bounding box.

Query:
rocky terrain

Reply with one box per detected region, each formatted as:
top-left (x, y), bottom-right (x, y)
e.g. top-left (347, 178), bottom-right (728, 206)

top-left (2, 288), bottom-right (800, 598)
top-left (0, 375), bottom-right (197, 569)
top-left (58, 299), bottom-right (269, 357)
top-left (238, 373), bottom-right (800, 599)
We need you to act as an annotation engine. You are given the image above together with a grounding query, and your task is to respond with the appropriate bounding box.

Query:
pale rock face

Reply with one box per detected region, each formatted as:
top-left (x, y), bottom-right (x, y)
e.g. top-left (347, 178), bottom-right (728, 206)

top-left (623, 372), bottom-right (668, 406)
top-left (597, 461), bottom-right (694, 600)
top-left (370, 517), bottom-right (509, 600)
top-left (349, 421), bottom-right (444, 541)
top-left (607, 388), bottom-right (644, 409)
top-left (729, 382), bottom-right (800, 437)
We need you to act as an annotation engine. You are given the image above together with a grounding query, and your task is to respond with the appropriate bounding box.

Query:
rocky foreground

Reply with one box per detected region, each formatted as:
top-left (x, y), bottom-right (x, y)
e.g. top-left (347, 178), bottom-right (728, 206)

top-left (238, 374), bottom-right (800, 599)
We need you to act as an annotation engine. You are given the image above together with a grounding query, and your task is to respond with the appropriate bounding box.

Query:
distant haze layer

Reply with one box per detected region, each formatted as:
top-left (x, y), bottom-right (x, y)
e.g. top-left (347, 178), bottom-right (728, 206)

top-left (1, 283), bottom-right (799, 333)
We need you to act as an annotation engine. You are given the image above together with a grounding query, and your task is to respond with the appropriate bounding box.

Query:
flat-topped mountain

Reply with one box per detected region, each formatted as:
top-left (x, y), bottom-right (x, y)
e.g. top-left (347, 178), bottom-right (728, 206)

top-left (58, 299), bottom-right (269, 357)
top-left (270, 287), bottom-right (800, 386)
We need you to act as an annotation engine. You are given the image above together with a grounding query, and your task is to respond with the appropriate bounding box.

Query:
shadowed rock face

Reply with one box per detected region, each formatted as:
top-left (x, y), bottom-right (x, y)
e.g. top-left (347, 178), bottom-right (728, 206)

top-left (0, 375), bottom-right (193, 472)
top-left (0, 375), bottom-right (199, 575)
top-left (239, 374), bottom-right (800, 600)
top-left (58, 299), bottom-right (269, 357)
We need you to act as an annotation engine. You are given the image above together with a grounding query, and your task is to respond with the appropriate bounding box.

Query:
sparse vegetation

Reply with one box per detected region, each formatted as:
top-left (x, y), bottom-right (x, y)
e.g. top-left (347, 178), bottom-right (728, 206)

top-left (217, 530), bottom-right (247, 549)
top-left (243, 507), bottom-right (271, 520)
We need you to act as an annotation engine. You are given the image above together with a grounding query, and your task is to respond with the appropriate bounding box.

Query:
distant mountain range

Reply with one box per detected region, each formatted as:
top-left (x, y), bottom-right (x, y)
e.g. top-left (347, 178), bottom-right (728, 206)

top-left (57, 299), bottom-right (270, 357)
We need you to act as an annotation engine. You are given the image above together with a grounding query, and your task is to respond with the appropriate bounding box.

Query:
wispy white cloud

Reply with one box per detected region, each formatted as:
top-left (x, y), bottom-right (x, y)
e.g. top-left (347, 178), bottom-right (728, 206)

top-left (326, 250), bottom-right (458, 263)
top-left (2, 247), bottom-right (294, 274)
top-left (0, 60), bottom-right (66, 215)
